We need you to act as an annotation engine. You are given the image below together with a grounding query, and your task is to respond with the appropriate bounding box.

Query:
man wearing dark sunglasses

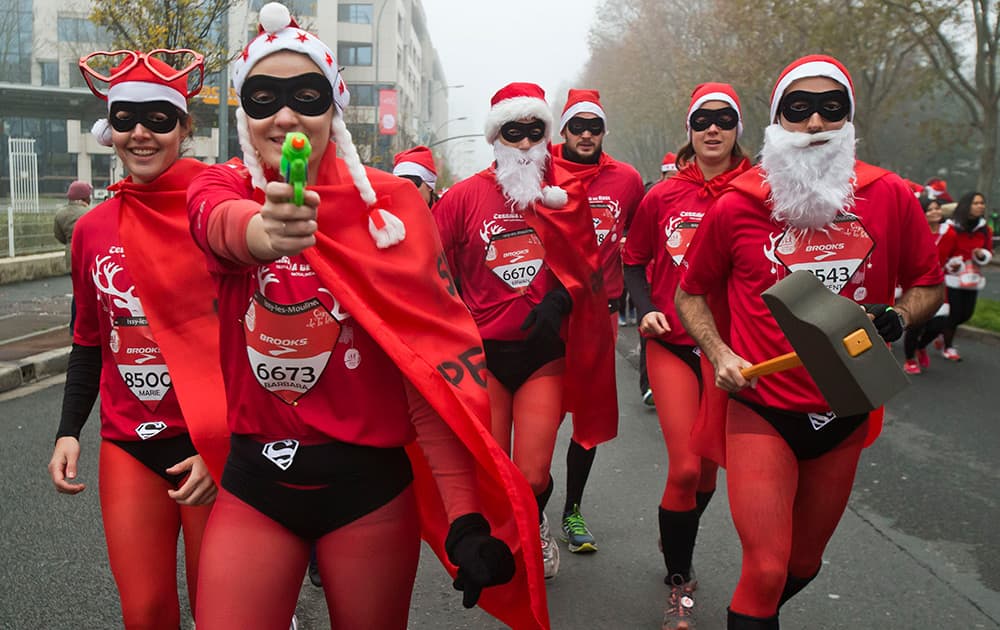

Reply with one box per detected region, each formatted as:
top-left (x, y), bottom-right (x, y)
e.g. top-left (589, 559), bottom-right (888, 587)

top-left (434, 82), bottom-right (618, 581)
top-left (549, 89), bottom-right (643, 556)
top-left (676, 55), bottom-right (944, 630)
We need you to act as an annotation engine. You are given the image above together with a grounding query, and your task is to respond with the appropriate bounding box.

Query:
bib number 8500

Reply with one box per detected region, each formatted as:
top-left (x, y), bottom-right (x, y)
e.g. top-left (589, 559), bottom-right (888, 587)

top-left (122, 371), bottom-right (171, 389)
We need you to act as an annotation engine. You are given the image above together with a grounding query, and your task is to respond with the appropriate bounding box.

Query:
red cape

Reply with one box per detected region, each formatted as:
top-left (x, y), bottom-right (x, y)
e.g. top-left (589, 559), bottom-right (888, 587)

top-left (719, 161), bottom-right (891, 451)
top-left (302, 152), bottom-right (549, 630)
top-left (549, 144), bottom-right (611, 190)
top-left (478, 162), bottom-right (619, 449)
top-left (115, 158), bottom-right (230, 482)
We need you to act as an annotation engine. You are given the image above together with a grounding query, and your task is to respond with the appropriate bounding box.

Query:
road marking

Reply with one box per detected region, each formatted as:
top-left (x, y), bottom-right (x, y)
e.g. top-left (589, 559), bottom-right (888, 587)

top-left (0, 325), bottom-right (66, 346)
top-left (0, 373), bottom-right (66, 402)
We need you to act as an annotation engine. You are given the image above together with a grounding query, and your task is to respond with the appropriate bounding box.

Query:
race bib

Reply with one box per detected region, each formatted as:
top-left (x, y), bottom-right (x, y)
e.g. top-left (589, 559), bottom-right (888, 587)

top-left (109, 317), bottom-right (172, 411)
top-left (665, 219), bottom-right (701, 266)
top-left (590, 201), bottom-right (616, 247)
top-left (485, 228), bottom-right (545, 292)
top-left (244, 293), bottom-right (341, 404)
top-left (775, 214), bottom-right (875, 294)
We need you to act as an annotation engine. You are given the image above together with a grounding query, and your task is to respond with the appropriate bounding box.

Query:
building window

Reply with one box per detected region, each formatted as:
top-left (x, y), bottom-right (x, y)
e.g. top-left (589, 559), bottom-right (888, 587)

top-left (338, 42), bottom-right (372, 66)
top-left (338, 4), bottom-right (373, 24)
top-left (351, 84), bottom-right (375, 106)
top-left (68, 63), bottom-right (88, 89)
top-left (0, 0), bottom-right (34, 83)
top-left (250, 0), bottom-right (315, 15)
top-left (39, 60), bottom-right (58, 86)
top-left (57, 16), bottom-right (108, 43)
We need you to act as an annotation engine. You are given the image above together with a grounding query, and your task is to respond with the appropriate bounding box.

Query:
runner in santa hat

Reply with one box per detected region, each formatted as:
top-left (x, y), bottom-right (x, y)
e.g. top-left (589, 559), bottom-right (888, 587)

top-left (186, 4), bottom-right (549, 629)
top-left (548, 88), bottom-right (643, 555)
top-left (676, 55), bottom-right (944, 629)
top-left (48, 47), bottom-right (229, 628)
top-left (434, 82), bottom-right (617, 581)
top-left (623, 81), bottom-right (751, 630)
top-left (660, 152), bottom-right (679, 181)
top-left (393, 145), bottom-right (438, 207)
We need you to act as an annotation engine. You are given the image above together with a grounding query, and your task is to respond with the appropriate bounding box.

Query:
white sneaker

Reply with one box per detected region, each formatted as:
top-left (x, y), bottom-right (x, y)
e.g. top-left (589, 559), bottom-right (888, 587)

top-left (540, 513), bottom-right (560, 579)
top-left (289, 614), bottom-right (298, 630)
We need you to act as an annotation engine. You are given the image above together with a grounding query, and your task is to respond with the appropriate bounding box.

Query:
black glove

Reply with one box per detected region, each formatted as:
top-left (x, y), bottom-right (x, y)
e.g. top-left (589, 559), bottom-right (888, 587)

top-left (864, 303), bottom-right (905, 343)
top-left (520, 286), bottom-right (572, 343)
top-left (445, 513), bottom-right (516, 609)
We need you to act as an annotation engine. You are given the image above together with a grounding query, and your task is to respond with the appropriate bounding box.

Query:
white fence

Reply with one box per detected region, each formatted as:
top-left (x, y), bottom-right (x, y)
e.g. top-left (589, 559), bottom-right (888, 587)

top-left (3, 138), bottom-right (58, 258)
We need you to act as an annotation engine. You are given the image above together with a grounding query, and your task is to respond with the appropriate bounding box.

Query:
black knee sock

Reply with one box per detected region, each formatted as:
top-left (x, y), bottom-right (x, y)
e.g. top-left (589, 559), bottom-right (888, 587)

top-left (695, 489), bottom-right (715, 519)
top-left (727, 609), bottom-right (779, 629)
top-left (658, 506), bottom-right (700, 583)
top-left (536, 476), bottom-right (554, 524)
top-left (778, 567), bottom-right (820, 608)
top-left (563, 439), bottom-right (597, 514)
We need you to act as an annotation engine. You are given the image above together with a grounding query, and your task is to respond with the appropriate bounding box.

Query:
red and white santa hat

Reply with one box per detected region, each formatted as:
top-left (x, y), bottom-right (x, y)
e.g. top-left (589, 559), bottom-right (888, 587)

top-left (484, 82), bottom-right (554, 144)
top-left (769, 54), bottom-right (855, 124)
top-left (86, 52), bottom-right (202, 146)
top-left (661, 152), bottom-right (678, 173)
top-left (686, 82), bottom-right (743, 139)
top-left (233, 2), bottom-right (404, 248)
top-left (559, 88), bottom-right (607, 133)
top-left (924, 178), bottom-right (953, 203)
top-left (393, 146), bottom-right (437, 187)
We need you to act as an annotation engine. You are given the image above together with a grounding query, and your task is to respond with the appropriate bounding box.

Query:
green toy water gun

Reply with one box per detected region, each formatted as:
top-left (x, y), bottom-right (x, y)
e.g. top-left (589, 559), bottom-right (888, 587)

top-left (280, 132), bottom-right (312, 206)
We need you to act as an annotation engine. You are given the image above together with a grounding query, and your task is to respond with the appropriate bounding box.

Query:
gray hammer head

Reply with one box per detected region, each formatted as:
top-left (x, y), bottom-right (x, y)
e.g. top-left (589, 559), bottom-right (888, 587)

top-left (762, 270), bottom-right (909, 417)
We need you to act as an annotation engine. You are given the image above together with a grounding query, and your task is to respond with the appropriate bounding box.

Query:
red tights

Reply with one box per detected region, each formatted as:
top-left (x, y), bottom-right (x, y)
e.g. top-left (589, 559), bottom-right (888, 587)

top-left (487, 360), bottom-right (565, 495)
top-left (196, 486), bottom-right (421, 629)
top-left (726, 400), bottom-right (866, 618)
top-left (98, 441), bottom-right (211, 630)
top-left (647, 342), bottom-right (718, 510)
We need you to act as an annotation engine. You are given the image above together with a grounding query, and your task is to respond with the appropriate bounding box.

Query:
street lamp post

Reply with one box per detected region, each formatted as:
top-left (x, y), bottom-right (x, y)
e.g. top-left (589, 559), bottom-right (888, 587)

top-left (428, 116), bottom-right (467, 145)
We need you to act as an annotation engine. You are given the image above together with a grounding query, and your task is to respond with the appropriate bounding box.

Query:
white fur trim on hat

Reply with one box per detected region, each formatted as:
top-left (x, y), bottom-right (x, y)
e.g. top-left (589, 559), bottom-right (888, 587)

top-left (484, 97), bottom-right (553, 144)
top-left (91, 119), bottom-right (113, 147)
top-left (770, 60), bottom-right (854, 124)
top-left (392, 161), bottom-right (437, 187)
top-left (559, 102), bottom-right (607, 133)
top-left (107, 81), bottom-right (189, 113)
top-left (687, 91), bottom-right (743, 139)
top-left (541, 185), bottom-right (568, 209)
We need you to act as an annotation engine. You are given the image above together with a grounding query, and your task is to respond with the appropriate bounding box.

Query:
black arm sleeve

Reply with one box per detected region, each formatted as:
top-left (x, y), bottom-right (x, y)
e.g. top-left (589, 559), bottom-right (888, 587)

top-left (623, 264), bottom-right (656, 319)
top-left (56, 344), bottom-right (102, 441)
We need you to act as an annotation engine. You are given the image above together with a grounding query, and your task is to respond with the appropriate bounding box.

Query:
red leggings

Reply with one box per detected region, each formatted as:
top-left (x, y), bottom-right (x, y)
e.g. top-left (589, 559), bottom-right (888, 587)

top-left (196, 485), bottom-right (421, 629)
top-left (98, 441), bottom-right (211, 629)
top-left (726, 400), bottom-right (866, 618)
top-left (488, 359), bottom-right (564, 495)
top-left (647, 342), bottom-right (718, 510)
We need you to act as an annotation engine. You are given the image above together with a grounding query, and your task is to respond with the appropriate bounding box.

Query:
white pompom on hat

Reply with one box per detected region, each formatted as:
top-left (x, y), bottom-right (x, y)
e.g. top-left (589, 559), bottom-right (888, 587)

top-left (234, 2), bottom-right (404, 248)
top-left (770, 54), bottom-right (855, 124)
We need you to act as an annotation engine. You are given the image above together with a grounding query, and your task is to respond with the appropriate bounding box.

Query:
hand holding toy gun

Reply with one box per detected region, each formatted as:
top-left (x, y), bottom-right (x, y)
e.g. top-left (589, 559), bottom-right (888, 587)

top-left (281, 132), bottom-right (312, 206)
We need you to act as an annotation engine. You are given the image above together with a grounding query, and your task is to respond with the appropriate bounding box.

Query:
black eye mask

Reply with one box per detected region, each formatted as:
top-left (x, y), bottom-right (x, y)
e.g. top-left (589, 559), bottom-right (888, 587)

top-left (109, 101), bottom-right (180, 134)
top-left (779, 90), bottom-right (850, 123)
top-left (499, 120), bottom-right (547, 144)
top-left (688, 107), bottom-right (739, 132)
top-left (565, 117), bottom-right (605, 136)
top-left (240, 73), bottom-right (334, 119)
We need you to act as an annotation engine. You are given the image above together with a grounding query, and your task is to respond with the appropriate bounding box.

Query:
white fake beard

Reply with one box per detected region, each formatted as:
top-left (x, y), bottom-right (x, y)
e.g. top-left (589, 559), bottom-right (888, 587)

top-left (761, 122), bottom-right (857, 230)
top-left (494, 140), bottom-right (549, 211)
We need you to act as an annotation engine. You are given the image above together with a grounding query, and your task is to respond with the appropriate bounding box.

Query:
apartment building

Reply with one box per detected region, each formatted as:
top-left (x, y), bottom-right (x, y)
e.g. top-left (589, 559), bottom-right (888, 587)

top-left (0, 0), bottom-right (449, 195)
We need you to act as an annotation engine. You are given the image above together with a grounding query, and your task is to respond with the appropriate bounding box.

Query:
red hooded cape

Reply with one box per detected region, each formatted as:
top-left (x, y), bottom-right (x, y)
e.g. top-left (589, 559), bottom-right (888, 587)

top-left (301, 152), bottom-right (549, 630)
top-left (114, 158), bottom-right (230, 481)
top-left (695, 161), bottom-right (891, 462)
top-left (492, 160), bottom-right (619, 449)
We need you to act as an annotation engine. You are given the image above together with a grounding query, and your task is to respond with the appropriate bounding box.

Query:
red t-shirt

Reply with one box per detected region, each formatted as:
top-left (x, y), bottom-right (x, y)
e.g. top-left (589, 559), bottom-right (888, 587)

top-left (681, 163), bottom-right (944, 412)
top-left (72, 197), bottom-right (186, 442)
top-left (624, 159), bottom-right (750, 345)
top-left (188, 161), bottom-right (413, 445)
top-left (433, 170), bottom-right (560, 341)
top-left (550, 146), bottom-right (644, 299)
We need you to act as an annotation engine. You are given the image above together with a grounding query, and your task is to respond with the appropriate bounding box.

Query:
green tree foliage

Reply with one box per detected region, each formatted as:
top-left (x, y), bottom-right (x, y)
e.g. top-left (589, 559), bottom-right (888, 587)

top-left (89, 0), bottom-right (233, 74)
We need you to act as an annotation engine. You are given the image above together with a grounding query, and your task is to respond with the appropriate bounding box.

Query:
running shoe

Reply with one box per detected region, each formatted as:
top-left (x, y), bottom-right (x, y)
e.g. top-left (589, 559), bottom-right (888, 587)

top-left (643, 388), bottom-right (655, 407)
top-left (561, 505), bottom-right (598, 553)
top-left (942, 346), bottom-right (962, 361)
top-left (289, 614), bottom-right (298, 630)
top-left (618, 314), bottom-right (628, 326)
top-left (540, 513), bottom-right (561, 579)
top-left (662, 574), bottom-right (697, 630)
top-left (917, 348), bottom-right (930, 369)
top-left (903, 359), bottom-right (921, 375)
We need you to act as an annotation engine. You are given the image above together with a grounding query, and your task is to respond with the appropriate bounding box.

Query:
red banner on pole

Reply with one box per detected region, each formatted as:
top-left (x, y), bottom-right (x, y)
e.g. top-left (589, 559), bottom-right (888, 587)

top-left (379, 89), bottom-right (398, 135)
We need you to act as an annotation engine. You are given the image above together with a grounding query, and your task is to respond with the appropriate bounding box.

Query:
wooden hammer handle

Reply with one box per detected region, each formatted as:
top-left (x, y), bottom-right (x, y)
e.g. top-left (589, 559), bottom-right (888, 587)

top-left (740, 352), bottom-right (802, 379)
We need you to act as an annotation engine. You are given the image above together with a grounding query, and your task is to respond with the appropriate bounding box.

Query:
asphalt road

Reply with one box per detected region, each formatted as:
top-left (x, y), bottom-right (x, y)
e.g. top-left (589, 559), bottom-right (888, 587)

top-left (1, 324), bottom-right (998, 629)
